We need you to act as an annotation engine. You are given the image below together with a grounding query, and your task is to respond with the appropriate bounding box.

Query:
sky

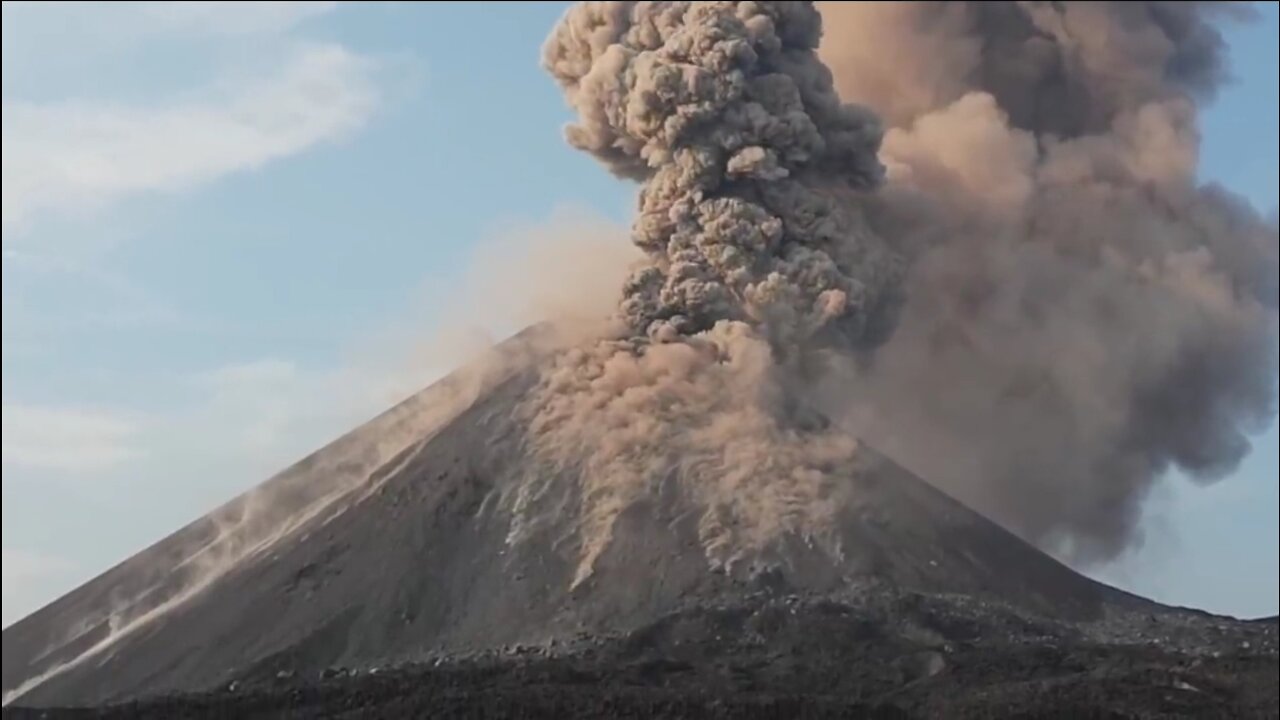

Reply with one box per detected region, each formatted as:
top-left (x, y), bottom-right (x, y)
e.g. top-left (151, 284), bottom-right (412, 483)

top-left (1, 1), bottom-right (1277, 627)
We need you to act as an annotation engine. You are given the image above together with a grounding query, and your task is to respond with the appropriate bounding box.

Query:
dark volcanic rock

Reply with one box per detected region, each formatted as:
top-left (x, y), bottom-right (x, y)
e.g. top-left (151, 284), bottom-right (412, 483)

top-left (4, 592), bottom-right (1277, 719)
top-left (2, 329), bottom-right (1274, 716)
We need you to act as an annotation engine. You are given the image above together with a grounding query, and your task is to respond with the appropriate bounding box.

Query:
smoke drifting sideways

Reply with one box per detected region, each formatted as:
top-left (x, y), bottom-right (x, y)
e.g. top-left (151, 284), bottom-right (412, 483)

top-left (817, 0), bottom-right (1278, 564)
top-left (522, 0), bottom-right (1278, 580)
top-left (515, 1), bottom-right (904, 583)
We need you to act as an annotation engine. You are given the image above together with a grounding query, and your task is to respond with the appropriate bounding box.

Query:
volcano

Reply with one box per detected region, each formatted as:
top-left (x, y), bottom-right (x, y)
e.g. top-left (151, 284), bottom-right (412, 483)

top-left (0, 327), bottom-right (1174, 709)
top-left (4, 1), bottom-right (1278, 715)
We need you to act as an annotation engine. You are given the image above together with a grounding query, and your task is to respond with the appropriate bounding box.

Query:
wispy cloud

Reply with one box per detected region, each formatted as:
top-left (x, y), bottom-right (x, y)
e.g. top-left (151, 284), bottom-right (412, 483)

top-left (1, 548), bottom-right (76, 627)
top-left (0, 403), bottom-right (143, 473)
top-left (191, 357), bottom-right (424, 463)
top-left (2, 250), bottom-right (179, 331)
top-left (125, 2), bottom-right (340, 37)
top-left (0, 0), bottom-right (399, 364)
top-left (0, 2), bottom-right (339, 50)
top-left (2, 42), bottom-right (381, 231)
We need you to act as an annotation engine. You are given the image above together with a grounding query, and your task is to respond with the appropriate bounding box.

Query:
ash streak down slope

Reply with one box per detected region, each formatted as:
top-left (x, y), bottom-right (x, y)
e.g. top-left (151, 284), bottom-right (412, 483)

top-left (3, 328), bottom-right (1156, 709)
top-left (0, 328), bottom-right (557, 707)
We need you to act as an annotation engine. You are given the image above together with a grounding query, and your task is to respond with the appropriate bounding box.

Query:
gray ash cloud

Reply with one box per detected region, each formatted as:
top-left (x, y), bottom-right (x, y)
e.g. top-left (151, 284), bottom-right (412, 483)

top-left (531, 0), bottom-right (1277, 572)
top-left (543, 0), bottom-right (901, 351)
top-left (819, 0), bottom-right (1278, 562)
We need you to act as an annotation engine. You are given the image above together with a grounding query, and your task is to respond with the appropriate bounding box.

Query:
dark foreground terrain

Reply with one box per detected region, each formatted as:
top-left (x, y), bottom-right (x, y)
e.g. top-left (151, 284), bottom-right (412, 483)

top-left (7, 588), bottom-right (1277, 719)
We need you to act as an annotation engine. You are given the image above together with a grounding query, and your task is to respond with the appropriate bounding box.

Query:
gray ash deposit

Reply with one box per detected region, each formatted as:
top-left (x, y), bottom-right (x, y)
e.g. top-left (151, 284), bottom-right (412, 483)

top-left (3, 2), bottom-right (1277, 717)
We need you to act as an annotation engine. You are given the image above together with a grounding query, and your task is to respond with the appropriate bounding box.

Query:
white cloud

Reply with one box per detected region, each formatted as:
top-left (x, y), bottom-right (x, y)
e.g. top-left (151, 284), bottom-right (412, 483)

top-left (2, 42), bottom-right (381, 231)
top-left (1, 548), bottom-right (75, 627)
top-left (197, 358), bottom-right (310, 452)
top-left (0, 550), bottom-right (71, 590)
top-left (1, 403), bottom-right (142, 472)
top-left (0, 2), bottom-right (338, 49)
top-left (0, 356), bottom-right (426, 485)
top-left (2, 249), bottom-right (179, 330)
top-left (191, 357), bottom-right (425, 461)
top-left (128, 2), bottom-right (340, 36)
top-left (200, 358), bottom-right (301, 388)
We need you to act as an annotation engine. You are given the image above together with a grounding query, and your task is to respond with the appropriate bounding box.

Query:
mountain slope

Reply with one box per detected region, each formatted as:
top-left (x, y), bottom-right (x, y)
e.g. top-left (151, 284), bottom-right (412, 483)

top-left (3, 328), bottom-right (1155, 708)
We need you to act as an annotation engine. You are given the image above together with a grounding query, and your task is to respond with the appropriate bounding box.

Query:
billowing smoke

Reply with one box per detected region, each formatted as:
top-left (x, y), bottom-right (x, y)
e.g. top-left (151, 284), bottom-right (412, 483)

top-left (518, 0), bottom-right (1277, 580)
top-left (517, 1), bottom-right (896, 584)
top-left (542, 0), bottom-right (900, 350)
top-left (817, 0), bottom-right (1278, 563)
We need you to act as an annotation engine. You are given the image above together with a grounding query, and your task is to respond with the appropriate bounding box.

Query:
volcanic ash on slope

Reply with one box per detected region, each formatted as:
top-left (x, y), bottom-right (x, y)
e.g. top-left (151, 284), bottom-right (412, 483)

top-left (514, 0), bottom-right (905, 588)
top-left (3, 0), bottom-right (1277, 710)
top-left (1, 326), bottom-right (1149, 708)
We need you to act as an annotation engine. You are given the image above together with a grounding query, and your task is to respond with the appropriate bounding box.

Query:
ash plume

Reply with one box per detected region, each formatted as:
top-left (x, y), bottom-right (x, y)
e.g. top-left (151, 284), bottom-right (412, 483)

top-left (5, 4), bottom-right (1277, 706)
top-left (519, 1), bottom-right (900, 583)
top-left (526, 0), bottom-right (1277, 576)
top-left (542, 0), bottom-right (901, 349)
top-left (816, 1), bottom-right (1279, 563)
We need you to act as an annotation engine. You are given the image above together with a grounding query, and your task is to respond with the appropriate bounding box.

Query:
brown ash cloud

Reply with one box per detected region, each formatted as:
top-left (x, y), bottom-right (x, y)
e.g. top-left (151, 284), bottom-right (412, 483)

top-left (818, 0), bottom-right (1278, 563)
top-left (514, 0), bottom-right (1277, 578)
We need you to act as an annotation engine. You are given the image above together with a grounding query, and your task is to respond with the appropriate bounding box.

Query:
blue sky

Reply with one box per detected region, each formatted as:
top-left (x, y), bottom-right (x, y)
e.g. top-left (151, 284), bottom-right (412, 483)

top-left (1, 1), bottom-right (1276, 626)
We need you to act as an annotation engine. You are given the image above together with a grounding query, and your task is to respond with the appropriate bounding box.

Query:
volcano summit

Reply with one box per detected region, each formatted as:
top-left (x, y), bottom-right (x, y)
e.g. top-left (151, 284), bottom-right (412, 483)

top-left (5, 326), bottom-right (1275, 718)
top-left (3, 2), bottom-right (1278, 718)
